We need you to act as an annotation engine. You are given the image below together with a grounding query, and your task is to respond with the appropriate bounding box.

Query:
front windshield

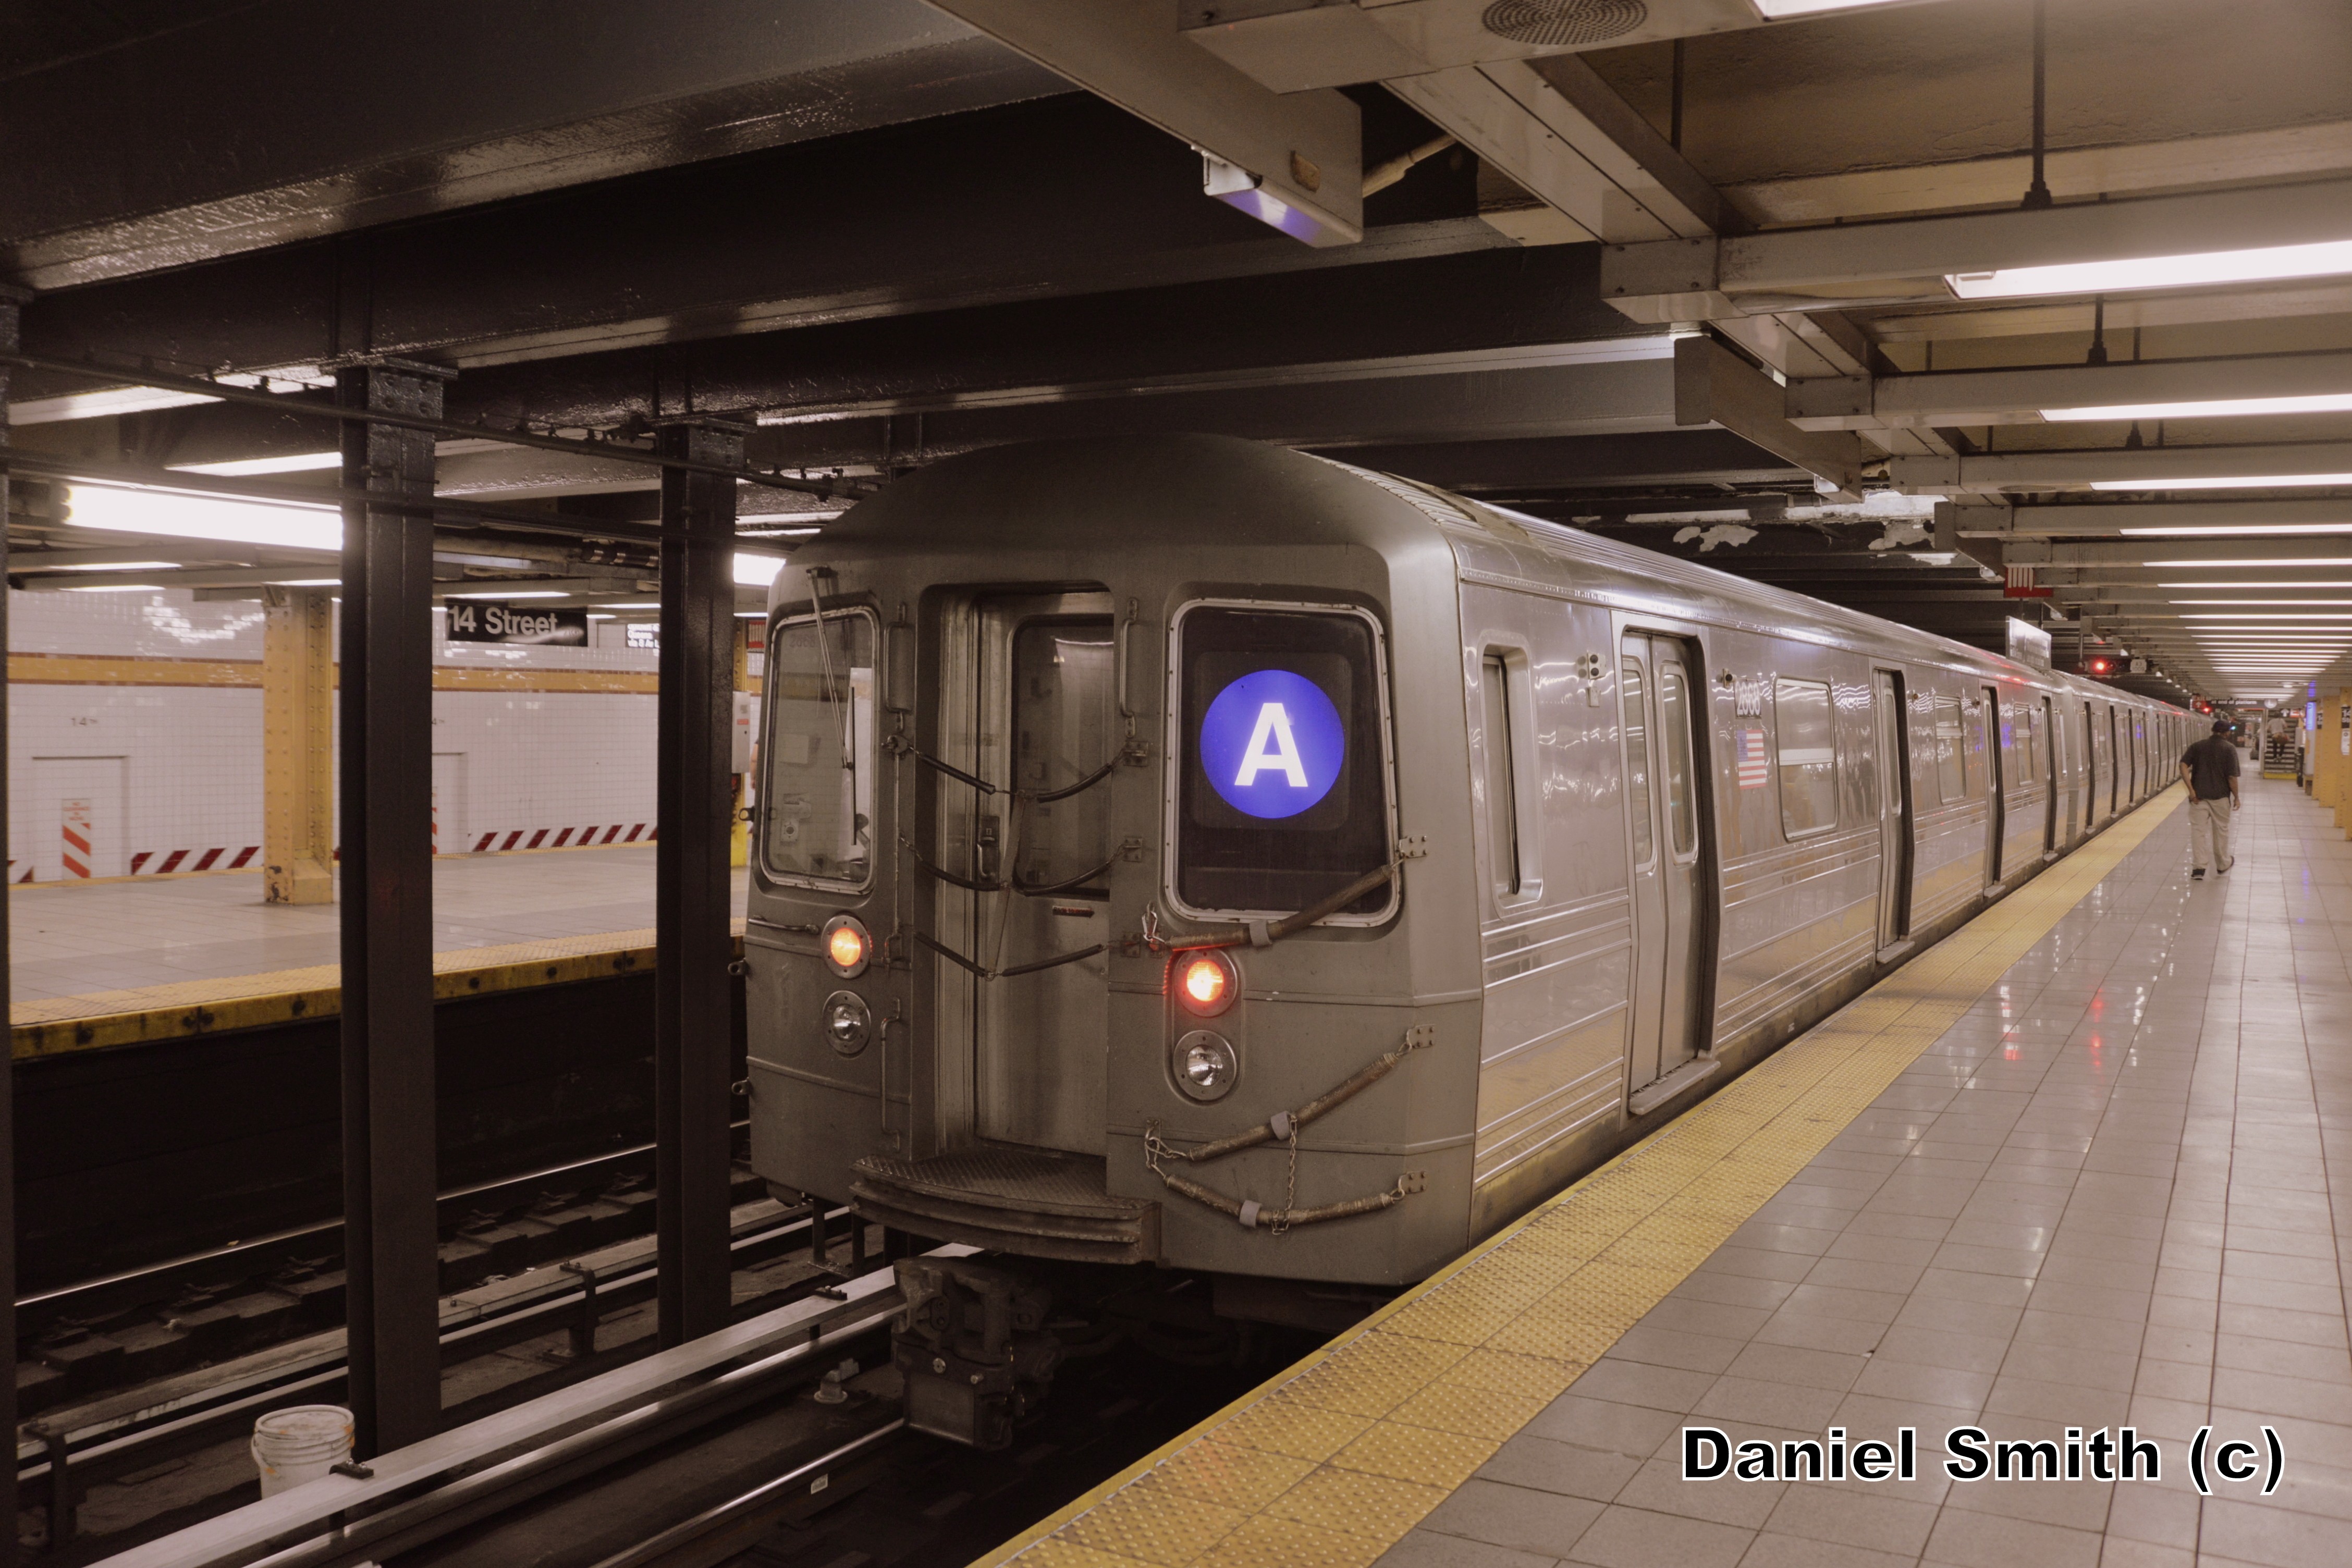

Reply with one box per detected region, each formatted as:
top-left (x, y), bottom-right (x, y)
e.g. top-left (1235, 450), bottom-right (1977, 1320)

top-left (761, 611), bottom-right (875, 886)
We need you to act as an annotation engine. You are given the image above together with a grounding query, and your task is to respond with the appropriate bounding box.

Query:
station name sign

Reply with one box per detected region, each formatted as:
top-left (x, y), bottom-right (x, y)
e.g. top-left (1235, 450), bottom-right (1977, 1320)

top-left (445, 600), bottom-right (588, 646)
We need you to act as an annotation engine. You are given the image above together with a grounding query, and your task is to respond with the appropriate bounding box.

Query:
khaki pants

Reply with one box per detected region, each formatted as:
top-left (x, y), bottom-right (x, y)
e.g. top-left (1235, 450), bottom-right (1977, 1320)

top-left (2190, 795), bottom-right (2234, 872)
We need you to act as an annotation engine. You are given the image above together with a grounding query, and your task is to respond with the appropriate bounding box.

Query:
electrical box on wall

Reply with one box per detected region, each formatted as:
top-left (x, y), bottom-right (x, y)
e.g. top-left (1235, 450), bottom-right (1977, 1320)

top-left (733, 691), bottom-right (757, 774)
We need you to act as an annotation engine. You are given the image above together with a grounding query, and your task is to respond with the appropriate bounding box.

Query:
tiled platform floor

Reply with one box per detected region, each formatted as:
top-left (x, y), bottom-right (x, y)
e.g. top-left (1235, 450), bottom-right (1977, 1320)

top-left (1382, 776), bottom-right (2351, 1568)
top-left (8, 847), bottom-right (749, 1003)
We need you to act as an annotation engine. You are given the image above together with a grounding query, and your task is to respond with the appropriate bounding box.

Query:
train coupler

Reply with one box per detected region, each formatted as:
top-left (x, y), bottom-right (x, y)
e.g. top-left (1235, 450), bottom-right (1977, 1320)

top-left (889, 1257), bottom-right (1062, 1450)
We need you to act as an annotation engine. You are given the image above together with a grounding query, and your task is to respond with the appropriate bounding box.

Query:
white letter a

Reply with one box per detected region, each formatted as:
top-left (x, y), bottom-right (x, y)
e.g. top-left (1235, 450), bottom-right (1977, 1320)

top-left (1235, 702), bottom-right (1310, 787)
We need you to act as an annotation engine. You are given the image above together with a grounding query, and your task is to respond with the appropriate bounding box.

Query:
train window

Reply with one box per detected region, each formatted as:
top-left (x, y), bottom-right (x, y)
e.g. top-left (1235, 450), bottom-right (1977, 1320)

top-left (2017, 704), bottom-right (2039, 782)
top-left (1480, 655), bottom-right (1521, 897)
top-left (1774, 678), bottom-right (1838, 836)
top-left (1622, 657), bottom-right (1656, 867)
top-left (761, 609), bottom-right (876, 887)
top-left (1174, 605), bottom-right (1392, 918)
top-left (1659, 663), bottom-right (1698, 857)
top-left (1933, 696), bottom-right (1966, 801)
top-left (1963, 697), bottom-right (1988, 796)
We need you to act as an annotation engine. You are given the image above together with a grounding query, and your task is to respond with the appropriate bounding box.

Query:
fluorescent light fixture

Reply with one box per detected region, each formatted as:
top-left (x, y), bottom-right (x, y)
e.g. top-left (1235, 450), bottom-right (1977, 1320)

top-left (446, 590), bottom-right (572, 599)
top-left (2149, 555), bottom-right (2352, 566)
top-left (270, 578), bottom-right (342, 587)
top-left (9, 386), bottom-right (223, 426)
top-left (62, 583), bottom-right (164, 593)
top-left (2160, 581), bottom-right (2352, 588)
top-left (2171, 598), bottom-right (2352, 605)
top-left (2098, 474), bottom-right (2352, 495)
top-left (2044, 393), bottom-right (2352, 423)
top-left (64, 483), bottom-right (340, 551)
top-left (18, 560), bottom-right (178, 573)
top-left (596, 602), bottom-right (662, 610)
top-left (735, 610), bottom-right (766, 618)
top-left (732, 554), bottom-right (785, 587)
top-left (2181, 612), bottom-right (2352, 619)
top-left (1949, 238), bottom-right (2352, 301)
top-left (170, 451), bottom-right (340, 476)
top-left (1755, 0), bottom-right (1915, 13)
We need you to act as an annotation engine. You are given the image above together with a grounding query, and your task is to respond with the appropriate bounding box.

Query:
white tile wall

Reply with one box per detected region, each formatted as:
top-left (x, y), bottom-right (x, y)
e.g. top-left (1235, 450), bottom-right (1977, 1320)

top-left (8, 591), bottom-right (675, 878)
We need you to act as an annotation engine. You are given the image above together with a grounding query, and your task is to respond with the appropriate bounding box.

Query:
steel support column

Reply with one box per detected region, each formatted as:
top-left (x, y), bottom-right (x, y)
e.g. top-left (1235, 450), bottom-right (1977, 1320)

top-left (655, 418), bottom-right (743, 1347)
top-left (1, 283), bottom-right (28, 1557)
top-left (264, 586), bottom-right (337, 904)
top-left (337, 358), bottom-right (452, 1455)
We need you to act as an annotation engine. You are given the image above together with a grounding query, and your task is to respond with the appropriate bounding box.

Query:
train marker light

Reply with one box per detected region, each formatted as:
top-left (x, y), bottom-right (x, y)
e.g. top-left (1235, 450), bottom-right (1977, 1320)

top-left (1174, 1030), bottom-right (1239, 1102)
top-left (822, 914), bottom-right (872, 979)
top-left (1177, 950), bottom-right (1239, 1018)
top-left (824, 990), bottom-right (871, 1056)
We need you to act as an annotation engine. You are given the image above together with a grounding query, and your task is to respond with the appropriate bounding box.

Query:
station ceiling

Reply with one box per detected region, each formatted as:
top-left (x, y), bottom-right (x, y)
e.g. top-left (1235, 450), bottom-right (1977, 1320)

top-left (7, 0), bottom-right (2352, 706)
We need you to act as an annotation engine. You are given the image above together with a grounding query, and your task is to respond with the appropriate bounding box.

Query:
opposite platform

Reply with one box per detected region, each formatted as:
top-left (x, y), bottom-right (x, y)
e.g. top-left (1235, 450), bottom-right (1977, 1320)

top-left (988, 778), bottom-right (2352, 1568)
top-left (9, 845), bottom-right (749, 1056)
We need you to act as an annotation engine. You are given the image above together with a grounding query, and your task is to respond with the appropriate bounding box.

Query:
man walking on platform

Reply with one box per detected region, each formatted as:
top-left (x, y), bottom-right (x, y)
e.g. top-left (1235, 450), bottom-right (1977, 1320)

top-left (2180, 718), bottom-right (2240, 880)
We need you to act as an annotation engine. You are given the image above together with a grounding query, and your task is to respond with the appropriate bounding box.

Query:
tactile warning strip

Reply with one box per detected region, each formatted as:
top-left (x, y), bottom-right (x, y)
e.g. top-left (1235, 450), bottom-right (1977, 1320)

top-left (9, 921), bottom-right (746, 1060)
top-left (981, 788), bottom-right (2187, 1568)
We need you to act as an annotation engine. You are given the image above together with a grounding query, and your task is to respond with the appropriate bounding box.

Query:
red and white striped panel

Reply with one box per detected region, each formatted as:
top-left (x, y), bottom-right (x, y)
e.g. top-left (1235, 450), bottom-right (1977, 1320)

top-left (128, 847), bottom-right (262, 876)
top-left (469, 825), bottom-right (653, 854)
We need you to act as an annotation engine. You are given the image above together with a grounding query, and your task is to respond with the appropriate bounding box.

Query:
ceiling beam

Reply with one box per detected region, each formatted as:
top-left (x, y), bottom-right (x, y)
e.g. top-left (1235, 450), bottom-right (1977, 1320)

top-left (1791, 351), bottom-right (2352, 432)
top-left (924, 0), bottom-right (1363, 246)
top-left (1675, 336), bottom-right (1869, 498)
top-left (2007, 538), bottom-right (2352, 567)
top-left (1601, 177), bottom-right (2352, 323)
top-left (1890, 442), bottom-right (2352, 494)
top-left (1939, 497), bottom-right (2352, 536)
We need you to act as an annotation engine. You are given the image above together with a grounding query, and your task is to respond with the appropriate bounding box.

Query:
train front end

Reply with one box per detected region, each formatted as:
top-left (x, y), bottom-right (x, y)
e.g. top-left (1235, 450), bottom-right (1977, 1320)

top-left (743, 437), bottom-right (1481, 1301)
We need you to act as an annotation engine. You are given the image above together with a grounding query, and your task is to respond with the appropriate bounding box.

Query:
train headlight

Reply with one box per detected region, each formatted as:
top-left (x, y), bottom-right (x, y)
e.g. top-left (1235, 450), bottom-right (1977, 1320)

top-left (824, 990), bottom-right (872, 1055)
top-left (1174, 951), bottom-right (1238, 1017)
top-left (822, 914), bottom-right (872, 979)
top-left (1174, 1030), bottom-right (1238, 1101)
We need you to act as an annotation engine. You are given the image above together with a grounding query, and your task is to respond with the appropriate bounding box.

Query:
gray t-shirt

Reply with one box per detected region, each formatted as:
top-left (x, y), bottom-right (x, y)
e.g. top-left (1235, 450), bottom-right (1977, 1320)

top-left (2180, 736), bottom-right (2239, 801)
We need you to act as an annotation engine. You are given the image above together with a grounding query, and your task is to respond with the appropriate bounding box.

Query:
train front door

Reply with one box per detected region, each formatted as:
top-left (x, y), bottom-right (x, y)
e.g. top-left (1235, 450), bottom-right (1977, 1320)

top-left (1620, 634), bottom-right (1705, 1098)
top-left (966, 593), bottom-right (1117, 1153)
top-left (1872, 670), bottom-right (1912, 951)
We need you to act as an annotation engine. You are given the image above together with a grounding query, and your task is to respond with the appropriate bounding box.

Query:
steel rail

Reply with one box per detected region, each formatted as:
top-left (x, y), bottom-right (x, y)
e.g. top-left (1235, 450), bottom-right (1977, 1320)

top-left (580, 1420), bottom-right (908, 1568)
top-left (4, 353), bottom-right (855, 499)
top-left (97, 1247), bottom-right (966, 1568)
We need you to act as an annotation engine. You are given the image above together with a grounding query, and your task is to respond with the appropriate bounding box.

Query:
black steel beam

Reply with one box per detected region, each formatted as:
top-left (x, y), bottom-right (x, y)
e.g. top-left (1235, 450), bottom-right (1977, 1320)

top-left (338, 358), bottom-right (450, 1456)
top-left (444, 243), bottom-right (1650, 431)
top-left (1335, 430), bottom-right (1803, 494)
top-left (2, 1), bottom-right (1060, 291)
top-left (0, 283), bottom-right (24, 1546)
top-left (655, 420), bottom-right (742, 1348)
top-left (18, 98), bottom-right (1513, 393)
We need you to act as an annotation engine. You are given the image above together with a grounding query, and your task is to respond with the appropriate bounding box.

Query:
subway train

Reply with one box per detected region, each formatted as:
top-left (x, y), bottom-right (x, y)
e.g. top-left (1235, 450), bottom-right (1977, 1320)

top-left (745, 434), bottom-right (2188, 1303)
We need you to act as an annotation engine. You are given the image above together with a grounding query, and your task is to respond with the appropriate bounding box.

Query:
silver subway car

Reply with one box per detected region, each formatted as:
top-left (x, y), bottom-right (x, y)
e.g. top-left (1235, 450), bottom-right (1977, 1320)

top-left (746, 435), bottom-right (2186, 1289)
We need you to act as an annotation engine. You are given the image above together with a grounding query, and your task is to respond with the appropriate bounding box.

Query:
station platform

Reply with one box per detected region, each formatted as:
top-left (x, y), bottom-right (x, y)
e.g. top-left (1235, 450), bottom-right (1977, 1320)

top-left (8, 845), bottom-right (749, 1057)
top-left (993, 778), bottom-right (2349, 1568)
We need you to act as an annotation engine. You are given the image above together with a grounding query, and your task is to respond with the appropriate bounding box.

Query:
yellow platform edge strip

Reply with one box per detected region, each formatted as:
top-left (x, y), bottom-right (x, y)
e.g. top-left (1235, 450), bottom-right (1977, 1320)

top-left (9, 921), bottom-right (748, 1060)
top-left (980, 786), bottom-right (2185, 1568)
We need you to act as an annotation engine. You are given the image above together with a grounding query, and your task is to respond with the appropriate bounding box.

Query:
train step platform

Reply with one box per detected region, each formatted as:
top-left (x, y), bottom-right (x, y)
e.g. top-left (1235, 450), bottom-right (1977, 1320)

top-left (8, 845), bottom-right (748, 1058)
top-left (989, 777), bottom-right (2351, 1568)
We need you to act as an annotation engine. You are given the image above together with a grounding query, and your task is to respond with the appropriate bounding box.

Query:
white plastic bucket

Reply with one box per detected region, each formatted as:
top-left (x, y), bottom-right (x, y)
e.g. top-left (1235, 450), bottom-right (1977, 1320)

top-left (250, 1404), bottom-right (354, 1497)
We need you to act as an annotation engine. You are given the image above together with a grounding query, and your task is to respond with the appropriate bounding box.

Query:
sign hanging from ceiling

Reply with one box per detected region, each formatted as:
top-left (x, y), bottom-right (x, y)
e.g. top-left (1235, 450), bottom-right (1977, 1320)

top-left (445, 601), bottom-right (589, 646)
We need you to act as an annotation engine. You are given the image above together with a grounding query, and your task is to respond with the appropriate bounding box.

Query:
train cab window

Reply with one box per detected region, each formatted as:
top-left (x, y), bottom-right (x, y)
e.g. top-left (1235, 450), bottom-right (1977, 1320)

top-left (1174, 604), bottom-right (1393, 919)
top-left (761, 609), bottom-right (876, 887)
top-left (1933, 695), bottom-right (1966, 801)
top-left (1774, 678), bottom-right (1838, 837)
top-left (1479, 655), bottom-right (1521, 897)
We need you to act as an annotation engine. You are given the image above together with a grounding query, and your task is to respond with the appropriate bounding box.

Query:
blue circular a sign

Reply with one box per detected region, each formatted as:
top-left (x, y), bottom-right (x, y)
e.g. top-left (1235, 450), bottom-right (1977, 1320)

top-left (1199, 669), bottom-right (1346, 819)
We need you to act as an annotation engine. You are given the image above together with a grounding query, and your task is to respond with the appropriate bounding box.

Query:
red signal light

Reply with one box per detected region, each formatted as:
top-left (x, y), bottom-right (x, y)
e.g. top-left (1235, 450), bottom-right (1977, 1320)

top-left (1174, 951), bottom-right (1238, 1018)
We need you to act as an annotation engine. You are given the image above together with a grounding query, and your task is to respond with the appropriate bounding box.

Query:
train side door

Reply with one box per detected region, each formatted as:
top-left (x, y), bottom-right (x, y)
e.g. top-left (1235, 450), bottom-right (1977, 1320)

top-left (1979, 686), bottom-right (2003, 889)
top-left (969, 593), bottom-right (1117, 1154)
top-left (1871, 669), bottom-right (1913, 952)
top-left (1620, 634), bottom-right (1704, 1097)
top-left (2041, 696), bottom-right (2059, 853)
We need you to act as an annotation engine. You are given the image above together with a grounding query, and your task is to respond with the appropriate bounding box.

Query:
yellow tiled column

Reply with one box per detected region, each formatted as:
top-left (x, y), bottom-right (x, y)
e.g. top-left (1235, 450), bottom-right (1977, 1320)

top-left (262, 585), bottom-right (336, 904)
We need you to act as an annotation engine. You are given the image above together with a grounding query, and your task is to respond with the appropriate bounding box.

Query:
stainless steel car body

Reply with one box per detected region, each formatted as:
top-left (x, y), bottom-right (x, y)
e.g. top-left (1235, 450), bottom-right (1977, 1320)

top-left (746, 435), bottom-right (2187, 1286)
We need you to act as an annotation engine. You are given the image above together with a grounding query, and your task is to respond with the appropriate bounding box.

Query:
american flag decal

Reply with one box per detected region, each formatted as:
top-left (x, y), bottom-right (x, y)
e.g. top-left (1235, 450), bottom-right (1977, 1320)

top-left (1737, 728), bottom-right (1770, 789)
